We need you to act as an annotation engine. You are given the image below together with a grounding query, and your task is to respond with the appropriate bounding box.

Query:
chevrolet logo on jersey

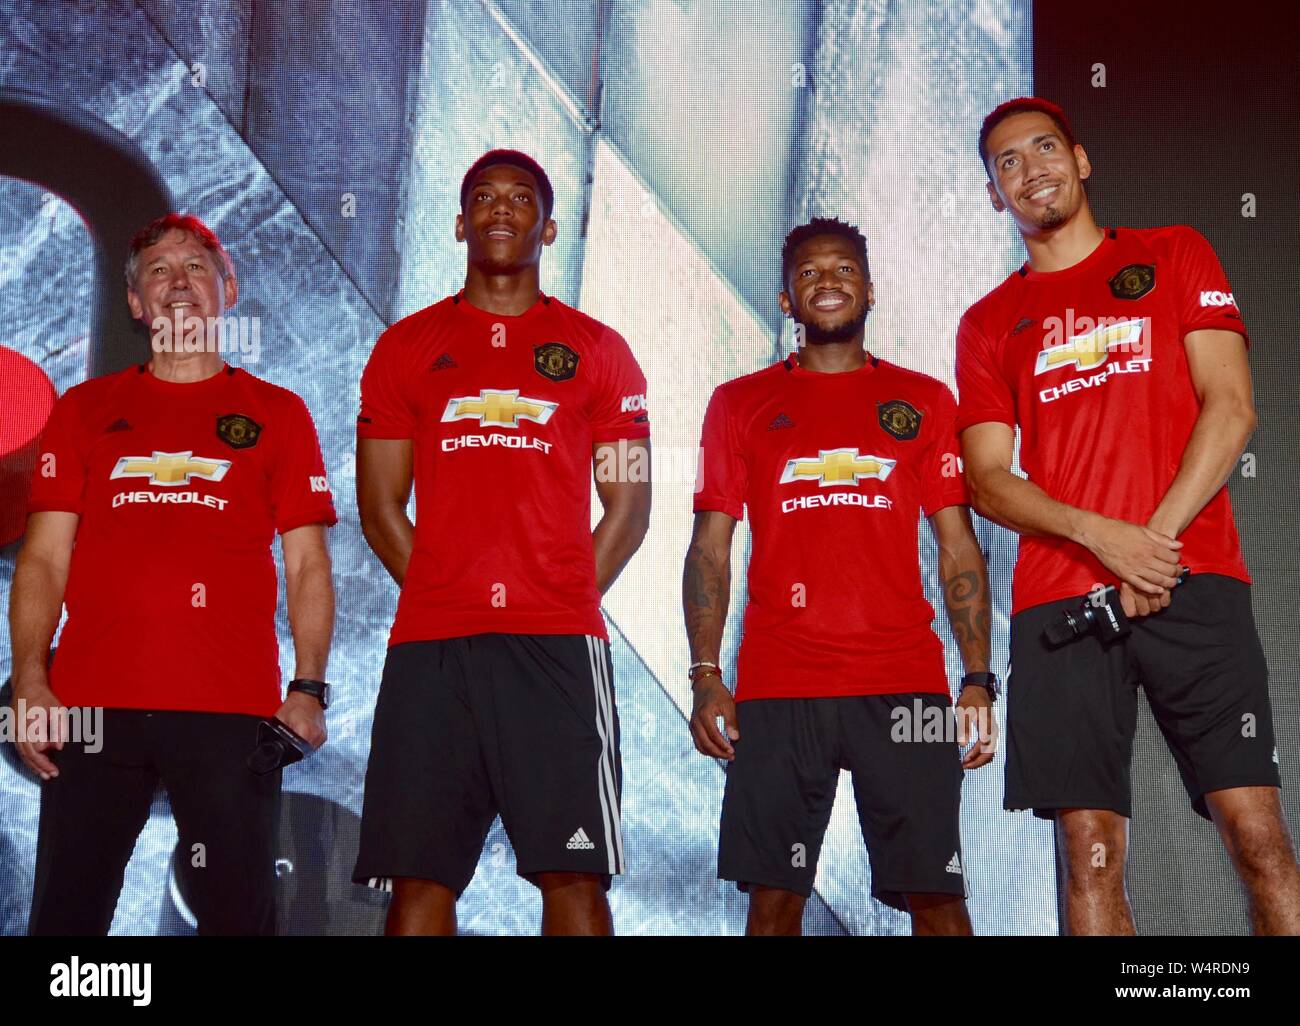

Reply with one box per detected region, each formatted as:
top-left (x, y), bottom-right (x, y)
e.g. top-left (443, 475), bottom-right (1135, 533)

top-left (441, 389), bottom-right (558, 428)
top-left (110, 451), bottom-right (232, 486)
top-left (1034, 318), bottom-right (1145, 376)
top-left (780, 448), bottom-right (896, 487)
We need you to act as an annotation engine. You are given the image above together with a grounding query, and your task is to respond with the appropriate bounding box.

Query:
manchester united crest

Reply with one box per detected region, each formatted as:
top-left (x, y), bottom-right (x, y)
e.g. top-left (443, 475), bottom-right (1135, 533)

top-left (216, 413), bottom-right (262, 449)
top-left (877, 399), bottom-right (922, 441)
top-left (1108, 263), bottom-right (1155, 300)
top-left (534, 342), bottom-right (579, 382)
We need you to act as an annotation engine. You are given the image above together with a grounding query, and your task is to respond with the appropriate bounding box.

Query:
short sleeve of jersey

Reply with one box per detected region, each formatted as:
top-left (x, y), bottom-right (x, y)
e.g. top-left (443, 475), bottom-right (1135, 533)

top-left (272, 394), bottom-right (338, 534)
top-left (589, 328), bottom-right (650, 442)
top-left (693, 386), bottom-right (746, 520)
top-left (27, 389), bottom-right (87, 515)
top-left (358, 325), bottom-right (417, 439)
top-left (1170, 226), bottom-right (1250, 346)
top-left (955, 313), bottom-right (1016, 434)
top-left (921, 384), bottom-right (969, 518)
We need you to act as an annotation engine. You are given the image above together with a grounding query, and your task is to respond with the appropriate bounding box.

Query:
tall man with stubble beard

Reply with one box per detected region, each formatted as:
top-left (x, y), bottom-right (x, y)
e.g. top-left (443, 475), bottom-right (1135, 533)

top-left (352, 150), bottom-right (651, 935)
top-left (957, 97), bottom-right (1300, 934)
top-left (685, 217), bottom-right (996, 936)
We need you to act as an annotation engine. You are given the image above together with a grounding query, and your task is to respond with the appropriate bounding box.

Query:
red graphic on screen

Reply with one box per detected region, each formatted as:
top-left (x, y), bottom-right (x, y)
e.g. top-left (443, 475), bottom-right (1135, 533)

top-left (0, 346), bottom-right (57, 546)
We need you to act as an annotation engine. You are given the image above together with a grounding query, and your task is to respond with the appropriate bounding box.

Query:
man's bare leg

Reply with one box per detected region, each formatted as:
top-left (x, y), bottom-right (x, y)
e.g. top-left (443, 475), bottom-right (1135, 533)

top-left (746, 885), bottom-right (806, 936)
top-left (535, 872), bottom-right (613, 936)
top-left (1057, 808), bottom-right (1135, 935)
top-left (386, 877), bottom-right (456, 936)
top-left (1206, 786), bottom-right (1300, 935)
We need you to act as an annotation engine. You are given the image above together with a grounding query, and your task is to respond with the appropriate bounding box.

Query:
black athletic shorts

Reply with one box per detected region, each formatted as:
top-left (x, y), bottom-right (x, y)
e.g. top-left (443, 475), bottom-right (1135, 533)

top-left (353, 634), bottom-right (623, 896)
top-left (717, 693), bottom-right (966, 912)
top-left (29, 709), bottom-right (280, 936)
top-left (1005, 573), bottom-right (1280, 821)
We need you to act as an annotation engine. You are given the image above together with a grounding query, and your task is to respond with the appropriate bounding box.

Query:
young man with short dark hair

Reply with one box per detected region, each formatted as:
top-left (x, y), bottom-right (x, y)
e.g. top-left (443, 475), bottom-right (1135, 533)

top-left (685, 217), bottom-right (995, 935)
top-left (352, 150), bottom-right (651, 935)
top-left (958, 97), bottom-right (1300, 934)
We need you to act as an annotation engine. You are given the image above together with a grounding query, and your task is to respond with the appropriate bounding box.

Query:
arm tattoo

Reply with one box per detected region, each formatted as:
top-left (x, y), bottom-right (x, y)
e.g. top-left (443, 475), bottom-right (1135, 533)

top-left (684, 542), bottom-right (718, 609)
top-left (683, 540), bottom-right (730, 661)
top-left (943, 568), bottom-right (991, 672)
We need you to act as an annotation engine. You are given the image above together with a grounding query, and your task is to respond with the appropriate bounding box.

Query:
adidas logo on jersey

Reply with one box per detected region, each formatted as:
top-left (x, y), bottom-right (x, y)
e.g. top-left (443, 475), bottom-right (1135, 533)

top-left (945, 852), bottom-right (963, 875)
top-left (768, 412), bottom-right (795, 430)
top-left (1011, 316), bottom-right (1035, 336)
top-left (429, 353), bottom-right (458, 371)
top-left (105, 418), bottom-right (132, 433)
top-left (566, 828), bottom-right (596, 851)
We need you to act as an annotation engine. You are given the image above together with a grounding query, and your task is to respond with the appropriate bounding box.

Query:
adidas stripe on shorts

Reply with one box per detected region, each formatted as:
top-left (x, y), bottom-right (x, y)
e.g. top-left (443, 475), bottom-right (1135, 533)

top-left (352, 634), bottom-right (624, 896)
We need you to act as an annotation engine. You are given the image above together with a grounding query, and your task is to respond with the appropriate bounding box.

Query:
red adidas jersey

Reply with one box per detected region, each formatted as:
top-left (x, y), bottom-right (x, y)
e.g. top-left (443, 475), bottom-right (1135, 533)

top-left (27, 363), bottom-right (337, 715)
top-left (694, 354), bottom-right (967, 702)
top-left (956, 226), bottom-right (1250, 614)
top-left (358, 291), bottom-right (649, 644)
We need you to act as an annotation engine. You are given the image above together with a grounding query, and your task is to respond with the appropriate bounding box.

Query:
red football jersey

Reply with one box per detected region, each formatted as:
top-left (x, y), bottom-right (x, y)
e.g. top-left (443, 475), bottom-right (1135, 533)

top-left (358, 291), bottom-right (649, 645)
top-left (694, 354), bottom-right (967, 702)
top-left (28, 363), bottom-right (337, 715)
top-left (956, 226), bottom-right (1251, 614)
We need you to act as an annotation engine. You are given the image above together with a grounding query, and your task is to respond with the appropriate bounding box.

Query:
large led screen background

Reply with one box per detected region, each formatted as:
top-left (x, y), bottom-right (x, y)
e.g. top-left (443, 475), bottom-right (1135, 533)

top-left (5, 0), bottom-right (1280, 935)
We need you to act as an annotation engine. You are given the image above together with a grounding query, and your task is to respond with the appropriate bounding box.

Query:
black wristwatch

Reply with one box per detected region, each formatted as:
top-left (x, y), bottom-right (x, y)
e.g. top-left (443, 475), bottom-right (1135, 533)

top-left (287, 678), bottom-right (330, 710)
top-left (959, 672), bottom-right (999, 702)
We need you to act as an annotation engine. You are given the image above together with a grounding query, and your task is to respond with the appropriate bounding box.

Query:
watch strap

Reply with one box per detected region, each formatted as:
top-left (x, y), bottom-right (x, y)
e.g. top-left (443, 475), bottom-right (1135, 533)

top-left (960, 671), bottom-right (999, 700)
top-left (288, 678), bottom-right (329, 709)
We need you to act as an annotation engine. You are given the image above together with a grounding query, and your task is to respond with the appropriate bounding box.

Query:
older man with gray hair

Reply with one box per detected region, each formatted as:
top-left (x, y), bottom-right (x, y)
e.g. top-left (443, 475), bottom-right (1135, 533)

top-left (10, 213), bottom-right (336, 935)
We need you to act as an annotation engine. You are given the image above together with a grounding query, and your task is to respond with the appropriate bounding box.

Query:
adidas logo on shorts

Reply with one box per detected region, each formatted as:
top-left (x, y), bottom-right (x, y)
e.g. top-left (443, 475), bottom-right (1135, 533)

top-left (566, 827), bottom-right (596, 851)
top-left (945, 852), bottom-right (963, 875)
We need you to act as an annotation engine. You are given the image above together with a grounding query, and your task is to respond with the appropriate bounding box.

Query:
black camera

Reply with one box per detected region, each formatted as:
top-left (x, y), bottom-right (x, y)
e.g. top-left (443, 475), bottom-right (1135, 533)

top-left (246, 718), bottom-right (313, 775)
top-left (1043, 585), bottom-right (1131, 646)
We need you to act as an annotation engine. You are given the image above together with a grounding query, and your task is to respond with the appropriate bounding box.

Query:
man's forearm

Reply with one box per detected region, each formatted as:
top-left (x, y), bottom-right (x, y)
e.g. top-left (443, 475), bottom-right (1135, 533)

top-left (360, 505), bottom-right (414, 587)
top-left (938, 549), bottom-right (992, 676)
top-left (8, 554), bottom-right (66, 689)
top-left (683, 539), bottom-right (730, 665)
top-left (592, 507), bottom-right (649, 595)
top-left (286, 561), bottom-right (334, 681)
top-left (969, 466), bottom-right (1103, 548)
top-left (1149, 399), bottom-right (1255, 538)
